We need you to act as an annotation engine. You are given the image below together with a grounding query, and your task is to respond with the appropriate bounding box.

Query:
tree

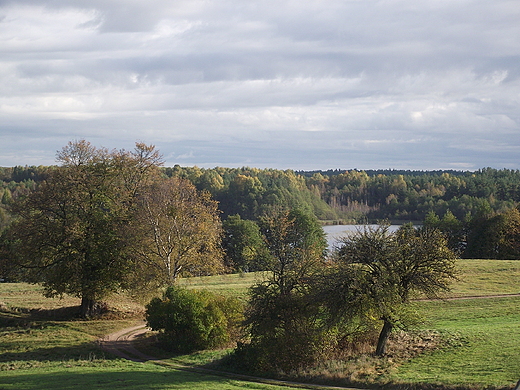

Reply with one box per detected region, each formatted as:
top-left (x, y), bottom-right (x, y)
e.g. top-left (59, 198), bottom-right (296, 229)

top-left (424, 210), bottom-right (466, 254)
top-left (465, 207), bottom-right (520, 259)
top-left (333, 224), bottom-right (457, 355)
top-left (6, 140), bottom-right (162, 318)
top-left (222, 215), bottom-right (268, 272)
top-left (257, 208), bottom-right (327, 295)
top-left (131, 176), bottom-right (224, 288)
top-left (0, 205), bottom-right (10, 234)
top-left (146, 286), bottom-right (243, 353)
top-left (235, 208), bottom-right (328, 371)
top-left (1, 188), bottom-right (13, 205)
top-left (502, 207), bottom-right (520, 259)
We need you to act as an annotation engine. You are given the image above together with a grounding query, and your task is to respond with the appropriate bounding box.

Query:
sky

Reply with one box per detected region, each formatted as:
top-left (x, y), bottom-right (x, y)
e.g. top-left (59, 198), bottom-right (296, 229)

top-left (1, 0), bottom-right (519, 171)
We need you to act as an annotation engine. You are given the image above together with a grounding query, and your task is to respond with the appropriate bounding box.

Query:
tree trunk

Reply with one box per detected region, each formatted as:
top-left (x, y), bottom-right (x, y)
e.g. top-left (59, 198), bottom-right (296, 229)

top-left (80, 296), bottom-right (106, 319)
top-left (375, 319), bottom-right (393, 356)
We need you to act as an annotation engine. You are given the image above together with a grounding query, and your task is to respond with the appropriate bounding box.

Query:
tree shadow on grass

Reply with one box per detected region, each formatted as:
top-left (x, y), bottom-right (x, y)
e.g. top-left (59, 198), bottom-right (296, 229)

top-left (0, 305), bottom-right (84, 326)
top-left (0, 365), bottom-right (260, 390)
top-left (0, 313), bottom-right (122, 365)
top-left (1, 302), bottom-right (141, 324)
top-left (0, 340), bottom-right (117, 365)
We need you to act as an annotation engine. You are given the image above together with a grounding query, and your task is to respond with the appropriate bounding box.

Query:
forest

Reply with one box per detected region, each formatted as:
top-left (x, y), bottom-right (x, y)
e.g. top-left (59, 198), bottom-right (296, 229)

top-left (1, 163), bottom-right (520, 261)
top-left (3, 165), bottom-right (519, 223)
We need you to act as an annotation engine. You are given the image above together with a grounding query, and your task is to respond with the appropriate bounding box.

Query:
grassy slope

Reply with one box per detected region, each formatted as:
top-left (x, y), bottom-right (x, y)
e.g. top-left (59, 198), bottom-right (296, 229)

top-left (1, 259), bottom-right (519, 389)
top-left (0, 318), bottom-right (289, 390)
top-left (177, 259), bottom-right (520, 299)
top-left (0, 362), bottom-right (291, 390)
top-left (451, 259), bottom-right (520, 297)
top-left (395, 297), bottom-right (520, 387)
top-left (178, 272), bottom-right (262, 298)
top-left (392, 259), bottom-right (520, 387)
top-left (394, 260), bottom-right (520, 387)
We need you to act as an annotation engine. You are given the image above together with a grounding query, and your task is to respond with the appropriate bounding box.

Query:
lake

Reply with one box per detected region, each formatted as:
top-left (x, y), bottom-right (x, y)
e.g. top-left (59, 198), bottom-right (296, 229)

top-left (322, 224), bottom-right (401, 251)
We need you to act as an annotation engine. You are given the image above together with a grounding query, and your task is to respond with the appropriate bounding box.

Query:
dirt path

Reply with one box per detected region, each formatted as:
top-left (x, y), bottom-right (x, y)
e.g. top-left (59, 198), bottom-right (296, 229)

top-left (98, 322), bottom-right (358, 389)
top-left (98, 321), bottom-right (157, 362)
top-left (417, 292), bottom-right (520, 301)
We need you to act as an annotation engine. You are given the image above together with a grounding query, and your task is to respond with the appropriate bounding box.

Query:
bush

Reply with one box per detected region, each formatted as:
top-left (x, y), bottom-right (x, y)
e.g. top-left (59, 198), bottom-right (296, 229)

top-left (145, 286), bottom-right (243, 353)
top-left (230, 283), bottom-right (333, 373)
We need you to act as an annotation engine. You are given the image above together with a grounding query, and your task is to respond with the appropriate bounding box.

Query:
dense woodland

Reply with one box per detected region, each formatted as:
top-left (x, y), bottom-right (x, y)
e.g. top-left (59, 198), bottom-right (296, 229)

top-left (3, 165), bottom-right (519, 223)
top-left (1, 164), bottom-right (520, 260)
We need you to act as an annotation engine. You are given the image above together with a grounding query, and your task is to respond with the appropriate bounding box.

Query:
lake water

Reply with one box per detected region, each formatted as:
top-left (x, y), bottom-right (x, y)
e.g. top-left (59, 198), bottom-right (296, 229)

top-left (322, 224), bottom-right (401, 251)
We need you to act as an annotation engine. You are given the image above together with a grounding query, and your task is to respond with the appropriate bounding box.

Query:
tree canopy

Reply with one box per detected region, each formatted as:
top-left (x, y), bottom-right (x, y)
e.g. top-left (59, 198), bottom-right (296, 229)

top-left (222, 215), bottom-right (269, 272)
top-left (330, 224), bottom-right (457, 355)
top-left (2, 141), bottom-right (166, 316)
top-left (131, 176), bottom-right (224, 288)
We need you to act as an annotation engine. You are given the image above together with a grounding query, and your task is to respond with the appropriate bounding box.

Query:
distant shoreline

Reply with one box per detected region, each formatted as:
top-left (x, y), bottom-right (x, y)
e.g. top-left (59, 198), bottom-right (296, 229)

top-left (320, 219), bottom-right (422, 226)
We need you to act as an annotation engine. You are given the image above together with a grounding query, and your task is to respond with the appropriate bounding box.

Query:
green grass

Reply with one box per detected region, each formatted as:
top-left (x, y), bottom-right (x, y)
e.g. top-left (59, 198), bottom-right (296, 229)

top-left (177, 259), bottom-right (520, 299)
top-left (395, 297), bottom-right (520, 387)
top-left (449, 259), bottom-right (520, 297)
top-left (0, 281), bottom-right (290, 390)
top-left (0, 304), bottom-right (290, 390)
top-left (178, 272), bottom-right (265, 298)
top-left (0, 361), bottom-right (291, 390)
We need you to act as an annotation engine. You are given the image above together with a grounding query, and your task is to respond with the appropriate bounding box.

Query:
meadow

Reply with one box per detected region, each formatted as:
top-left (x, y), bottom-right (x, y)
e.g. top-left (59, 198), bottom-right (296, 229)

top-left (1, 259), bottom-right (519, 389)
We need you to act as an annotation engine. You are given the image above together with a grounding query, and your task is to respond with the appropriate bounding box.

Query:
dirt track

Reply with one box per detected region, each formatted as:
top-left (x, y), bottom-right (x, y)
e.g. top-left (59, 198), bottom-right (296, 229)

top-left (97, 322), bottom-right (358, 389)
top-left (98, 321), bottom-right (156, 362)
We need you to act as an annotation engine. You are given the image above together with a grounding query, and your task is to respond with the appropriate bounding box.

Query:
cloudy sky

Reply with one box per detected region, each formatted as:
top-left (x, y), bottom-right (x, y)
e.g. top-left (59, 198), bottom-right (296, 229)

top-left (1, 0), bottom-right (519, 170)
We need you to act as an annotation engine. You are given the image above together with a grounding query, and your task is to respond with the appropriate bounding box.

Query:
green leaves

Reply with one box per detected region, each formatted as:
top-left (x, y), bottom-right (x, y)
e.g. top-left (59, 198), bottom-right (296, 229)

top-left (222, 215), bottom-right (268, 272)
top-left (6, 140), bottom-right (163, 317)
top-left (330, 224), bottom-right (457, 354)
top-left (234, 209), bottom-right (329, 371)
top-left (145, 286), bottom-right (243, 353)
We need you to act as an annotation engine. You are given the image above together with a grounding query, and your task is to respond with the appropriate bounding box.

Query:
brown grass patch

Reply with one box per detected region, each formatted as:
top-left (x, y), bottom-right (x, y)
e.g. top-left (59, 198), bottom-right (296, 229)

top-left (282, 330), bottom-right (444, 388)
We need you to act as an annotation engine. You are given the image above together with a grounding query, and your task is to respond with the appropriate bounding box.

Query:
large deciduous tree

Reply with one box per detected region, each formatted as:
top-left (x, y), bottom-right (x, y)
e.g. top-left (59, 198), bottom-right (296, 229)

top-left (332, 224), bottom-right (457, 355)
top-left (131, 176), bottom-right (224, 288)
top-left (6, 140), bottom-right (162, 318)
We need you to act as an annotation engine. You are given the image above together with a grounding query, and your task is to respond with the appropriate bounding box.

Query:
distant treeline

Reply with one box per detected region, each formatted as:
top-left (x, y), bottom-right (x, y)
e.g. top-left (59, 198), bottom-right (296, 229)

top-left (161, 166), bottom-right (337, 221)
top-left (297, 168), bottom-right (470, 178)
top-left (301, 167), bottom-right (520, 222)
top-left (2, 165), bottom-right (520, 224)
top-left (2, 165), bottom-right (520, 260)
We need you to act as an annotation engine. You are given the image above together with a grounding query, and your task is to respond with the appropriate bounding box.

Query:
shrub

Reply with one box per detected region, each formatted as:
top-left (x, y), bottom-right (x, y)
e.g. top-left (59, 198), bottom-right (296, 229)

top-left (230, 283), bottom-right (334, 373)
top-left (145, 286), bottom-right (243, 353)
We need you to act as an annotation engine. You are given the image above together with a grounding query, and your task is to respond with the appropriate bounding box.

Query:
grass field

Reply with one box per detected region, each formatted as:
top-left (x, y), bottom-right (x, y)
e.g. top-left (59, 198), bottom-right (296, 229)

top-left (395, 296), bottom-right (520, 387)
top-left (1, 259), bottom-right (519, 389)
top-left (0, 309), bottom-right (289, 390)
top-left (450, 259), bottom-right (520, 297)
top-left (0, 362), bottom-right (292, 390)
top-left (395, 260), bottom-right (520, 387)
